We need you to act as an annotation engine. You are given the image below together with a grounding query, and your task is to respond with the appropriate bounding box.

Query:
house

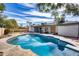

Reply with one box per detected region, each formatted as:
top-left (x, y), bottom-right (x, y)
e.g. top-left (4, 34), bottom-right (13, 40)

top-left (56, 21), bottom-right (79, 37)
top-left (30, 23), bottom-right (56, 33)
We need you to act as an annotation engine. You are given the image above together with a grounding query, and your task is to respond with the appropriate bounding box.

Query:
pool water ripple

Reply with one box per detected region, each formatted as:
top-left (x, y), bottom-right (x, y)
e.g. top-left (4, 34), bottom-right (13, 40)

top-left (7, 34), bottom-right (79, 56)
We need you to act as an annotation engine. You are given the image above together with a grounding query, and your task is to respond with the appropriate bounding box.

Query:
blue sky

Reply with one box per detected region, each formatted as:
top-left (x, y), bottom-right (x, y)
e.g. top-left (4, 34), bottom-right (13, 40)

top-left (3, 3), bottom-right (53, 26)
top-left (3, 3), bottom-right (79, 26)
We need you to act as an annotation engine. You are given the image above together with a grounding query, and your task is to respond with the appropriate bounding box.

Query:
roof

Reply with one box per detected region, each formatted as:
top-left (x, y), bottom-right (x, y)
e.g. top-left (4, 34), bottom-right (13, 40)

top-left (57, 21), bottom-right (79, 26)
top-left (31, 22), bottom-right (56, 27)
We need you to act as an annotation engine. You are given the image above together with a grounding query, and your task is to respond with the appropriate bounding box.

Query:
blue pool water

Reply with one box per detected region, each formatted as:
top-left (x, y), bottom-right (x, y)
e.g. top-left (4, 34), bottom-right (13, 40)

top-left (7, 34), bottom-right (79, 56)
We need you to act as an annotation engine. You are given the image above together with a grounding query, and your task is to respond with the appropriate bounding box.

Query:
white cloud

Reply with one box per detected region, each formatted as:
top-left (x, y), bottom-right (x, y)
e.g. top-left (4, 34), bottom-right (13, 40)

top-left (23, 10), bottom-right (51, 18)
top-left (4, 11), bottom-right (26, 17)
top-left (4, 10), bottom-right (52, 18)
top-left (20, 3), bottom-right (52, 18)
top-left (66, 16), bottom-right (79, 21)
top-left (4, 3), bottom-right (53, 24)
top-left (4, 11), bottom-right (54, 23)
top-left (4, 11), bottom-right (53, 23)
top-left (20, 3), bottom-right (35, 8)
top-left (28, 17), bottom-right (54, 23)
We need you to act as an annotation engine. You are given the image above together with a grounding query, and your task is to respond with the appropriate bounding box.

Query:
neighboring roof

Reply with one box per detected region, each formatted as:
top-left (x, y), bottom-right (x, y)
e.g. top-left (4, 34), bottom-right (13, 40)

top-left (57, 21), bottom-right (79, 26)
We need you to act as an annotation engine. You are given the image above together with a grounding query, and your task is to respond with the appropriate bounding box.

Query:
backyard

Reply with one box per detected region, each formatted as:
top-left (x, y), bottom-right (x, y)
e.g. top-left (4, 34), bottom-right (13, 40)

top-left (0, 3), bottom-right (79, 56)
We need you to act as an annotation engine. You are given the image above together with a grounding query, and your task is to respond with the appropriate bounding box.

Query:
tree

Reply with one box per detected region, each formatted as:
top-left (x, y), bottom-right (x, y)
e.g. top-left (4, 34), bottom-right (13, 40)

top-left (10, 19), bottom-right (18, 28)
top-left (37, 3), bottom-right (65, 24)
top-left (0, 3), bottom-right (5, 13)
top-left (4, 19), bottom-right (18, 28)
top-left (36, 3), bottom-right (79, 24)
top-left (0, 3), bottom-right (5, 17)
top-left (4, 20), bottom-right (14, 28)
top-left (65, 3), bottom-right (79, 16)
top-left (0, 3), bottom-right (5, 27)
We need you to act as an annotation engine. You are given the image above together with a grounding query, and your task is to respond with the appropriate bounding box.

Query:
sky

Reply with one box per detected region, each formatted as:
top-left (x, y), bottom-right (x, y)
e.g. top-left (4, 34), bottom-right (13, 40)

top-left (3, 3), bottom-right (53, 26)
top-left (3, 3), bottom-right (79, 27)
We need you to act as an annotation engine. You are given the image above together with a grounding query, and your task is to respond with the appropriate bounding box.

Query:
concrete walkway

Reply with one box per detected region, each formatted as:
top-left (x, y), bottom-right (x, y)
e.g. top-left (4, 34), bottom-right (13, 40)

top-left (0, 32), bottom-right (36, 56)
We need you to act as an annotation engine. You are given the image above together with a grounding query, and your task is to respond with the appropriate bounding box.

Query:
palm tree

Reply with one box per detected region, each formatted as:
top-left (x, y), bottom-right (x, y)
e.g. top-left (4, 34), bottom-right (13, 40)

top-left (36, 3), bottom-right (79, 24)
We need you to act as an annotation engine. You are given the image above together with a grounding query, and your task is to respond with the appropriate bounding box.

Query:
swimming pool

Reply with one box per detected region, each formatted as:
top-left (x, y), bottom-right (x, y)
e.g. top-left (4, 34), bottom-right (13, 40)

top-left (7, 34), bottom-right (79, 56)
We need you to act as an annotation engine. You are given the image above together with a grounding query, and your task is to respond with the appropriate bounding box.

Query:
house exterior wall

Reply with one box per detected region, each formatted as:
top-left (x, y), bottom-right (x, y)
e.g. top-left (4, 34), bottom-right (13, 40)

top-left (31, 25), bottom-right (56, 33)
top-left (26, 27), bottom-right (29, 32)
top-left (0, 28), bottom-right (5, 37)
top-left (51, 25), bottom-right (56, 33)
top-left (57, 24), bottom-right (79, 37)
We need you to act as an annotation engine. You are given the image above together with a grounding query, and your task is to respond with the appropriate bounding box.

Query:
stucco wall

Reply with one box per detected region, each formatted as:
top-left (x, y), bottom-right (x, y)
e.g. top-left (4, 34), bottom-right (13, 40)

top-left (51, 25), bottom-right (56, 33)
top-left (32, 25), bottom-right (56, 33)
top-left (57, 24), bottom-right (79, 37)
top-left (0, 28), bottom-right (5, 37)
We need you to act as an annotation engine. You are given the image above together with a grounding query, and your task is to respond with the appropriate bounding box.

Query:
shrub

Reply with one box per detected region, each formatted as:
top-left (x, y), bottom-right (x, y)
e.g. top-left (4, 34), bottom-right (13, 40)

top-left (4, 29), bottom-right (10, 35)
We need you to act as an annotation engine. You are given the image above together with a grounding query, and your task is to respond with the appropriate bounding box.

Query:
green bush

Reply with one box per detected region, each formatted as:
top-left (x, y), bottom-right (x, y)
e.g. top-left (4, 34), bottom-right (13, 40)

top-left (4, 29), bottom-right (10, 35)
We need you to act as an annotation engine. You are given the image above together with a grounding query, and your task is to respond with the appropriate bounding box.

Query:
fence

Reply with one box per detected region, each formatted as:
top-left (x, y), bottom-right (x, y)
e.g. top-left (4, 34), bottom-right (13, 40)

top-left (0, 28), bottom-right (5, 37)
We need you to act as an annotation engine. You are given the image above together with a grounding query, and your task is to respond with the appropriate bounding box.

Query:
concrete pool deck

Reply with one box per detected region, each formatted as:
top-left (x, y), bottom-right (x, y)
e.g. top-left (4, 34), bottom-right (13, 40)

top-left (0, 32), bottom-right (36, 56)
top-left (0, 32), bottom-right (79, 56)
